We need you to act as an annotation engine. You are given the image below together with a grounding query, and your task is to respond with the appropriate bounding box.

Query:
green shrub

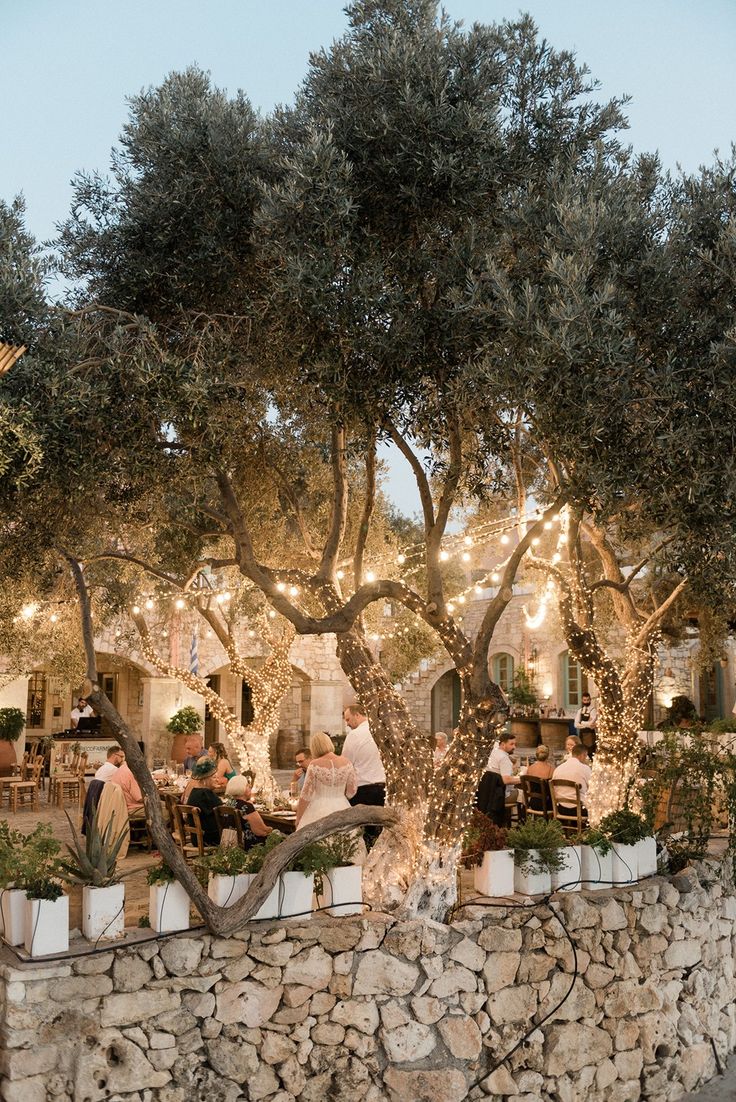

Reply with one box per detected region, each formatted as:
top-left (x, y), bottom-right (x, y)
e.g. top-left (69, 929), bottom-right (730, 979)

top-left (599, 808), bottom-right (649, 846)
top-left (166, 707), bottom-right (202, 735)
top-left (0, 707), bottom-right (25, 742)
top-left (507, 819), bottom-right (565, 873)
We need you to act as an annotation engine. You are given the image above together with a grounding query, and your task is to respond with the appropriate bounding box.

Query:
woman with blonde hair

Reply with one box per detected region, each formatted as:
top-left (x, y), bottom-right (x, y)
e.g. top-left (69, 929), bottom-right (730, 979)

top-left (526, 743), bottom-right (554, 781)
top-left (295, 731), bottom-right (358, 833)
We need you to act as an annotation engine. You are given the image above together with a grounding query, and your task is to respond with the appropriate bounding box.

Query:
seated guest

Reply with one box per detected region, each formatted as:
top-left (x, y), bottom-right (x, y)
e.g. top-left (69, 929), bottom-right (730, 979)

top-left (224, 775), bottom-right (272, 848)
top-left (564, 735), bottom-right (582, 760)
top-left (433, 731), bottom-right (449, 768)
top-left (526, 744), bottom-right (554, 781)
top-left (209, 742), bottom-right (237, 790)
top-left (109, 761), bottom-right (145, 819)
top-left (552, 744), bottom-right (592, 808)
top-left (183, 734), bottom-right (204, 772)
top-left (487, 733), bottom-right (521, 797)
top-left (94, 745), bottom-right (125, 781)
top-left (185, 757), bottom-right (223, 846)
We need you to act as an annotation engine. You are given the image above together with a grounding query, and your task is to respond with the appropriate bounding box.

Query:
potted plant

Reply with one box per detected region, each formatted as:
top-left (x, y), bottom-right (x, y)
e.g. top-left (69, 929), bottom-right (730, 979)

top-left (241, 832), bottom-right (286, 920)
top-left (17, 825), bottom-right (67, 957)
top-left (57, 811), bottom-right (128, 942)
top-left (551, 835), bottom-right (582, 893)
top-left (579, 826), bottom-right (613, 890)
top-left (0, 822), bottom-right (26, 945)
top-left (0, 706), bottom-right (25, 774)
top-left (316, 833), bottom-right (363, 916)
top-left (508, 819), bottom-right (566, 896)
top-left (600, 809), bottom-right (648, 884)
top-left (463, 811), bottom-right (514, 898)
top-left (201, 844), bottom-right (251, 908)
top-left (508, 669), bottom-right (540, 747)
top-left (280, 841), bottom-right (321, 919)
top-left (147, 862), bottom-right (191, 932)
top-left (167, 706), bottom-right (203, 764)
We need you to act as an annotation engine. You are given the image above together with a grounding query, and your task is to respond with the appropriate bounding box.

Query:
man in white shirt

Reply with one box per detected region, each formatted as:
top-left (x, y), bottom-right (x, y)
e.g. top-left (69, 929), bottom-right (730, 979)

top-left (552, 744), bottom-right (592, 809)
top-left (70, 697), bottom-right (94, 729)
top-left (94, 745), bottom-right (125, 781)
top-left (342, 705), bottom-right (386, 843)
top-left (487, 733), bottom-right (521, 798)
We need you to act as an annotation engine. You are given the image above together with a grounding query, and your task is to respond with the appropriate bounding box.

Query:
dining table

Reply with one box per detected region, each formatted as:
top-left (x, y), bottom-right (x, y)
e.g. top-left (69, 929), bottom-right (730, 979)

top-left (260, 809), bottom-right (297, 835)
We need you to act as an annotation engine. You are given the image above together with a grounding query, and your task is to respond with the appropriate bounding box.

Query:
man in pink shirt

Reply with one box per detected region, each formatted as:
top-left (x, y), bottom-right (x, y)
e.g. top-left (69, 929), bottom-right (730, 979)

top-left (109, 761), bottom-right (145, 818)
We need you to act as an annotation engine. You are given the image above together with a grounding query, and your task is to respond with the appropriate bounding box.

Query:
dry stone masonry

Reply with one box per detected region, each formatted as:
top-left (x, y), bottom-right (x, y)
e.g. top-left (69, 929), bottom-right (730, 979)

top-left (1, 858), bottom-right (735, 1101)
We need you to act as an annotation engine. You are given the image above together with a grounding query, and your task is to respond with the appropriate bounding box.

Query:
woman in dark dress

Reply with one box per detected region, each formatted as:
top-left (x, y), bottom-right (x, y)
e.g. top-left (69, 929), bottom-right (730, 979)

top-left (224, 775), bottom-right (272, 849)
top-left (185, 757), bottom-right (222, 846)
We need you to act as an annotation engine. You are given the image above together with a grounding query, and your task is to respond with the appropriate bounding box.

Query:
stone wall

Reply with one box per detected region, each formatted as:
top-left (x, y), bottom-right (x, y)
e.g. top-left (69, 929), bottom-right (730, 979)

top-left (1, 860), bottom-right (735, 1102)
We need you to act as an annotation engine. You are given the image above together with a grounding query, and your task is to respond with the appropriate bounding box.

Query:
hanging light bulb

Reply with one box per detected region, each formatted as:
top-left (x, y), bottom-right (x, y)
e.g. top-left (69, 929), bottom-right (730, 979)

top-left (531, 537), bottom-right (540, 547)
top-left (145, 598), bottom-right (154, 611)
top-left (336, 570), bottom-right (344, 580)
top-left (397, 554), bottom-right (406, 565)
top-left (462, 552), bottom-right (471, 562)
top-left (276, 582), bottom-right (286, 592)
top-left (500, 534), bottom-right (510, 545)
top-left (49, 612), bottom-right (58, 623)
top-left (439, 550), bottom-right (450, 562)
top-left (289, 585), bottom-right (299, 597)
top-left (491, 572), bottom-right (500, 583)
top-left (544, 521), bottom-right (553, 530)
top-left (132, 605), bottom-right (141, 615)
top-left (463, 536), bottom-right (473, 546)
top-left (175, 598), bottom-right (185, 610)
top-left (366, 571), bottom-right (376, 583)
top-left (474, 585), bottom-right (483, 595)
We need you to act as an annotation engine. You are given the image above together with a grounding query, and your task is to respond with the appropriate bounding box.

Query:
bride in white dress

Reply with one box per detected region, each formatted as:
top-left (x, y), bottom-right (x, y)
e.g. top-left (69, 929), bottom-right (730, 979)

top-left (295, 731), bottom-right (365, 861)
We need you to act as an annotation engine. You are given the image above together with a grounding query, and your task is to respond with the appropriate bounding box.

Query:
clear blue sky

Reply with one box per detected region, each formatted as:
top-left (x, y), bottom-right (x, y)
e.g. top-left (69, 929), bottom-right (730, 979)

top-left (2, 0), bottom-right (734, 510)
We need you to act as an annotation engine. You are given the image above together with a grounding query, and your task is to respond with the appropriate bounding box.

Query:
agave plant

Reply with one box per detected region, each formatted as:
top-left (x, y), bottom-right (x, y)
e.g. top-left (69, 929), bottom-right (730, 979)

top-left (58, 810), bottom-right (127, 888)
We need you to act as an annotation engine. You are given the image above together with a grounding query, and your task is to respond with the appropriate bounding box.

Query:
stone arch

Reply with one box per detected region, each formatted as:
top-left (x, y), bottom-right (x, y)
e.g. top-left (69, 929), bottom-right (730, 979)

top-left (430, 666), bottom-right (462, 735)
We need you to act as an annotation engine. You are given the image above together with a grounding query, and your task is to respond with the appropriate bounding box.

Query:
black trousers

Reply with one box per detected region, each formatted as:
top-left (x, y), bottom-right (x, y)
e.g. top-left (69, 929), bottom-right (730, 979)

top-left (350, 783), bottom-right (386, 847)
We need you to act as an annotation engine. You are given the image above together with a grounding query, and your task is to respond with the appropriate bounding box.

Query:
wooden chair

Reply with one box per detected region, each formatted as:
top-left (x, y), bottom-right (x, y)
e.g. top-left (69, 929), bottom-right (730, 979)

top-left (215, 804), bottom-right (244, 847)
top-left (176, 804), bottom-right (217, 861)
top-left (55, 753), bottom-right (88, 809)
top-left (8, 760), bottom-right (44, 813)
top-left (520, 775), bottom-right (550, 821)
top-left (163, 792), bottom-right (183, 845)
top-left (549, 779), bottom-right (586, 835)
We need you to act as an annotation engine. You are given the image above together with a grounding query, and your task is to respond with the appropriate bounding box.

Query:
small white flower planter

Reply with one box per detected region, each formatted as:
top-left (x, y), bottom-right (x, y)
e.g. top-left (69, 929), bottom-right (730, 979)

top-left (25, 895), bottom-right (69, 957)
top-left (1, 888), bottom-right (27, 946)
top-left (611, 842), bottom-right (639, 885)
top-left (580, 845), bottom-right (613, 890)
top-left (636, 836), bottom-right (657, 879)
top-left (514, 852), bottom-right (552, 896)
top-left (473, 850), bottom-right (515, 898)
top-left (149, 879), bottom-right (190, 933)
top-left (208, 873), bottom-right (250, 908)
top-left (241, 874), bottom-right (280, 921)
top-left (319, 865), bottom-right (363, 917)
top-left (551, 846), bottom-right (582, 892)
top-left (278, 871), bottom-right (315, 919)
top-left (83, 884), bottom-right (125, 942)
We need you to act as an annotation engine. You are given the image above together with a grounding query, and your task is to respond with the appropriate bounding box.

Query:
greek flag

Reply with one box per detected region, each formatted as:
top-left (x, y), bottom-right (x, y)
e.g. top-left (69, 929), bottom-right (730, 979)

top-left (189, 631), bottom-right (199, 676)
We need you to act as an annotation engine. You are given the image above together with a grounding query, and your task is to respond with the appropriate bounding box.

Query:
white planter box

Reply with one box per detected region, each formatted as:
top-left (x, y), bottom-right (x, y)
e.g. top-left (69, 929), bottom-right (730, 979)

top-left (149, 879), bottom-right (190, 933)
top-left (319, 865), bottom-right (363, 917)
top-left (278, 871), bottom-right (314, 919)
top-left (611, 842), bottom-right (639, 885)
top-left (1, 888), bottom-right (27, 946)
top-left (82, 884), bottom-right (125, 942)
top-left (551, 846), bottom-right (582, 892)
top-left (636, 836), bottom-right (657, 878)
top-left (208, 873), bottom-right (250, 909)
top-left (241, 874), bottom-right (280, 921)
top-left (473, 850), bottom-right (515, 898)
top-left (514, 852), bottom-right (551, 896)
top-left (25, 895), bottom-right (69, 957)
top-left (580, 845), bottom-right (613, 890)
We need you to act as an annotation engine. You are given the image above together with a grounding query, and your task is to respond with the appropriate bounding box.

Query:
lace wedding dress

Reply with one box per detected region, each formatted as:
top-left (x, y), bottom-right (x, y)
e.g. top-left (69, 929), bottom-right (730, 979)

top-left (297, 760), bottom-right (366, 862)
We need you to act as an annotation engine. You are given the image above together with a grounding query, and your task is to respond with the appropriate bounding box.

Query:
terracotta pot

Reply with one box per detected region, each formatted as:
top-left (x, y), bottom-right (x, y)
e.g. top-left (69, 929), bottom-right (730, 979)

top-left (0, 739), bottom-right (18, 778)
top-left (509, 718), bottom-right (539, 748)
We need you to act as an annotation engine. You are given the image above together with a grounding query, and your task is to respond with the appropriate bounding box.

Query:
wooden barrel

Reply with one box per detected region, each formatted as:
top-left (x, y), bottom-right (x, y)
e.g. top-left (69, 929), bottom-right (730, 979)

top-left (510, 717), bottom-right (539, 748)
top-left (276, 730), bottom-right (307, 769)
top-left (539, 717), bottom-right (571, 752)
